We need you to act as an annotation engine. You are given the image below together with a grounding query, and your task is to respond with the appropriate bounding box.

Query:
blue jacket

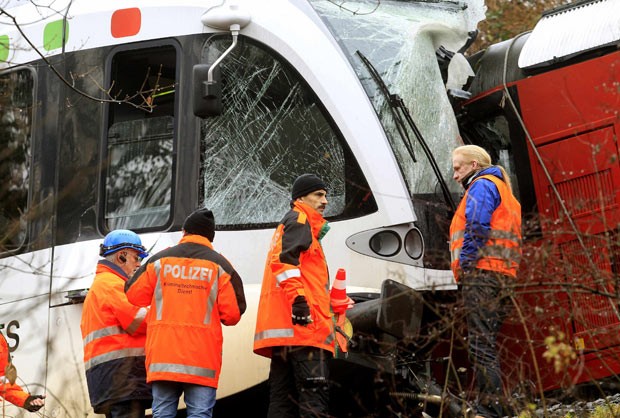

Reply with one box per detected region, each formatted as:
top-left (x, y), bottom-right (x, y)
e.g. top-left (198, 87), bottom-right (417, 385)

top-left (460, 166), bottom-right (503, 272)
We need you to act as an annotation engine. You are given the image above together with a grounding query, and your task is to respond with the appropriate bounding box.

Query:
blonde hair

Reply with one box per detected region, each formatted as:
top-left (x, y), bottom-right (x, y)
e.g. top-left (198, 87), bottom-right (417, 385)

top-left (453, 145), bottom-right (513, 194)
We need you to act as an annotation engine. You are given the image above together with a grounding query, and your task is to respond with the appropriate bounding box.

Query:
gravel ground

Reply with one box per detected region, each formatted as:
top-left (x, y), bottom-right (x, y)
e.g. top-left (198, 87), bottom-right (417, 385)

top-left (519, 393), bottom-right (620, 417)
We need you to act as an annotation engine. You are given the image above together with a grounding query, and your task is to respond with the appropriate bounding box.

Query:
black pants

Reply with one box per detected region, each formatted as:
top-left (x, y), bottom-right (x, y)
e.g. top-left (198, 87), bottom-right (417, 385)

top-left (462, 271), bottom-right (511, 418)
top-left (267, 346), bottom-right (331, 418)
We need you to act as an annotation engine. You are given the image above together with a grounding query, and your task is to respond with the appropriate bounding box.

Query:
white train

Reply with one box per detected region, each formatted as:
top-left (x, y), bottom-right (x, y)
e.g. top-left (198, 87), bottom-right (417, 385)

top-left (0, 0), bottom-right (483, 416)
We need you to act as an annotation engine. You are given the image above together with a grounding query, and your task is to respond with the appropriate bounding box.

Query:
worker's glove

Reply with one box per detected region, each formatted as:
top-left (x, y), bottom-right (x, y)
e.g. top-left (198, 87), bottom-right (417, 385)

top-left (24, 395), bottom-right (45, 412)
top-left (291, 296), bottom-right (312, 326)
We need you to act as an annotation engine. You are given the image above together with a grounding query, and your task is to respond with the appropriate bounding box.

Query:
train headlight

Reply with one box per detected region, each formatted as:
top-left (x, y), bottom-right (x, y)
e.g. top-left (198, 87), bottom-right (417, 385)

top-left (369, 231), bottom-right (401, 257)
top-left (404, 228), bottom-right (423, 259)
top-left (345, 223), bottom-right (425, 267)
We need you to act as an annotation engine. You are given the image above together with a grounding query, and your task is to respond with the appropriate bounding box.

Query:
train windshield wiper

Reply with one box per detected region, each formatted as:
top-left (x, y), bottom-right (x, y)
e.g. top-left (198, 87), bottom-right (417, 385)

top-left (356, 50), bottom-right (456, 213)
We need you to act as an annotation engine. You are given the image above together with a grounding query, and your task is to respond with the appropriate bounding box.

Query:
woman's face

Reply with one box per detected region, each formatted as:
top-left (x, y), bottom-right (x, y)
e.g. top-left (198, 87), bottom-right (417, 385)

top-left (452, 152), bottom-right (478, 185)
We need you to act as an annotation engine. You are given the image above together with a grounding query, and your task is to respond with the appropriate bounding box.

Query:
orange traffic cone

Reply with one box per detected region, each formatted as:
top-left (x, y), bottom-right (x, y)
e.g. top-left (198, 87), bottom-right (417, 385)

top-left (330, 268), bottom-right (354, 314)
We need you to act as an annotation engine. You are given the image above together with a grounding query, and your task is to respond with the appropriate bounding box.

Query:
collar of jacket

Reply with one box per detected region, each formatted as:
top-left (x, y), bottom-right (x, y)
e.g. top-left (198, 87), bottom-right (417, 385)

top-left (293, 201), bottom-right (330, 240)
top-left (463, 166), bottom-right (502, 191)
top-left (97, 259), bottom-right (129, 280)
top-left (180, 233), bottom-right (214, 248)
top-left (462, 170), bottom-right (477, 191)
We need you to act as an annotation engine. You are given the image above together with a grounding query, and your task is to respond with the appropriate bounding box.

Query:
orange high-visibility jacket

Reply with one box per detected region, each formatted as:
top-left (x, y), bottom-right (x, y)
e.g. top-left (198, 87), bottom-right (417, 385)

top-left (254, 201), bottom-right (335, 358)
top-left (450, 174), bottom-right (522, 281)
top-left (125, 234), bottom-right (246, 388)
top-left (0, 334), bottom-right (29, 408)
top-left (80, 260), bottom-right (151, 412)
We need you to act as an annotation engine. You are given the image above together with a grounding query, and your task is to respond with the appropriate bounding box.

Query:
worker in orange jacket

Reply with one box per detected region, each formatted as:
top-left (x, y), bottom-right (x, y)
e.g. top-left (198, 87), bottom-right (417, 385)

top-left (449, 145), bottom-right (521, 418)
top-left (254, 173), bottom-right (334, 418)
top-left (0, 333), bottom-right (45, 412)
top-left (81, 229), bottom-right (152, 418)
top-left (125, 208), bottom-right (246, 418)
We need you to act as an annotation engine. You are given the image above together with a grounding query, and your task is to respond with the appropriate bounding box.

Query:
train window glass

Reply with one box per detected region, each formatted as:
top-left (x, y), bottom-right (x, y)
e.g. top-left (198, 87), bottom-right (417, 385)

top-left (103, 45), bottom-right (177, 230)
top-left (464, 115), bottom-right (520, 200)
top-left (200, 36), bottom-right (376, 227)
top-left (0, 69), bottom-right (33, 252)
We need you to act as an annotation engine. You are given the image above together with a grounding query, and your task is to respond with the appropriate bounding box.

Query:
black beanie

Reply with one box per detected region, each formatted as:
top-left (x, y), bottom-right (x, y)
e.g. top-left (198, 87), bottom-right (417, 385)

top-left (183, 208), bottom-right (215, 242)
top-left (291, 174), bottom-right (327, 200)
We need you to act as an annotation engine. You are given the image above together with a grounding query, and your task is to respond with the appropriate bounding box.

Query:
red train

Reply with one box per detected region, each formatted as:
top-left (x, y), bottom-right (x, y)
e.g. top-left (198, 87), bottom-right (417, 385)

top-left (455, 0), bottom-right (620, 395)
top-left (340, 1), bottom-right (620, 416)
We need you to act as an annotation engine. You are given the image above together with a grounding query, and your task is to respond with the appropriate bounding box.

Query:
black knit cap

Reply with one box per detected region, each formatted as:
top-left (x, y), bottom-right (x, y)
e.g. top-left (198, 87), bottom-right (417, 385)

top-left (183, 208), bottom-right (215, 242)
top-left (291, 173), bottom-right (327, 200)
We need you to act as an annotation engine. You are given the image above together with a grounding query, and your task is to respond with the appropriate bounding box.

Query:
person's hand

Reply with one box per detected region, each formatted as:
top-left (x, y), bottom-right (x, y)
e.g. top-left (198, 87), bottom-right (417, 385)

top-left (24, 394), bottom-right (45, 412)
top-left (291, 296), bottom-right (312, 326)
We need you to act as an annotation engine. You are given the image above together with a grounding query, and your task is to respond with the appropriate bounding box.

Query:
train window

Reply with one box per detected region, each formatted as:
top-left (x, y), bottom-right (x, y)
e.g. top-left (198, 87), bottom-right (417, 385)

top-left (103, 45), bottom-right (177, 230)
top-left (463, 115), bottom-right (520, 200)
top-left (199, 36), bottom-right (376, 227)
top-left (0, 69), bottom-right (33, 252)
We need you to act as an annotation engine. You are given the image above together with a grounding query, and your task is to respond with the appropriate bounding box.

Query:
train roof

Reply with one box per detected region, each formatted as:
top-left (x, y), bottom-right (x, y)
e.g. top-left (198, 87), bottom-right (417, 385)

top-left (519, 0), bottom-right (620, 69)
top-left (0, 0), bottom-right (229, 67)
top-left (465, 0), bottom-right (620, 97)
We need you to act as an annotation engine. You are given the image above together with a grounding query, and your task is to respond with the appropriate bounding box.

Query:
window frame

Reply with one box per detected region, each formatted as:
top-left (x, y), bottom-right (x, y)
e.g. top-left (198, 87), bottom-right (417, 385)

top-left (0, 66), bottom-right (36, 255)
top-left (99, 39), bottom-right (181, 234)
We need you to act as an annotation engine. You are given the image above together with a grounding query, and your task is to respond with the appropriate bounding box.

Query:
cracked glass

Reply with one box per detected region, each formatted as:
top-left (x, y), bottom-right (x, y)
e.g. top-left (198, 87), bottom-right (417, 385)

top-left (200, 36), bottom-right (377, 227)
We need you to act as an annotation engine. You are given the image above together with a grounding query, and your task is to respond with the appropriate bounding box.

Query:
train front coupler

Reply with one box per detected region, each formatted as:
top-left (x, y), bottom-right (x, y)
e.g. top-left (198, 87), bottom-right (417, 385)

top-left (335, 279), bottom-right (465, 417)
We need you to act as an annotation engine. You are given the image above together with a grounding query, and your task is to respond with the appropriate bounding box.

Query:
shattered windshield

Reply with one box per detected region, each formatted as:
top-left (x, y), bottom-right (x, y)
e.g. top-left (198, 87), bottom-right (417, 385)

top-left (311, 0), bottom-right (485, 267)
top-left (199, 36), bottom-right (377, 227)
top-left (310, 0), bottom-right (482, 199)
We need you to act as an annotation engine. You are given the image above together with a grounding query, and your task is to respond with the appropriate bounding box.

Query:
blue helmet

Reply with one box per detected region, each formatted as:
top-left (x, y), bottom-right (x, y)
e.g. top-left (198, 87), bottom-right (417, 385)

top-left (99, 229), bottom-right (149, 259)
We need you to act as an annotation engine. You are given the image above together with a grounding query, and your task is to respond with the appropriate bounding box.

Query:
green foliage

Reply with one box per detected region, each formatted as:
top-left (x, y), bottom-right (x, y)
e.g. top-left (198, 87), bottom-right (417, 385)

top-left (589, 404), bottom-right (620, 418)
top-left (516, 403), bottom-right (620, 418)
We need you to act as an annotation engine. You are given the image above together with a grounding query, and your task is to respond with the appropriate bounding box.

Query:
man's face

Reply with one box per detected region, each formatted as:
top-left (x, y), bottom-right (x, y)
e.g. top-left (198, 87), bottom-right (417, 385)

top-left (117, 248), bottom-right (143, 277)
top-left (452, 153), bottom-right (478, 185)
top-left (298, 189), bottom-right (328, 215)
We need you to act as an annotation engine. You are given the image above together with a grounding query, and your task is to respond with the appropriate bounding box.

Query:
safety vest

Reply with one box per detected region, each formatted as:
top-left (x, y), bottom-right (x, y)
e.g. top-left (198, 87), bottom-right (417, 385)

top-left (0, 334), bottom-right (29, 408)
top-left (80, 261), bottom-right (150, 410)
top-left (254, 201), bottom-right (335, 358)
top-left (125, 234), bottom-right (246, 388)
top-left (449, 174), bottom-right (522, 281)
top-left (81, 262), bottom-right (148, 371)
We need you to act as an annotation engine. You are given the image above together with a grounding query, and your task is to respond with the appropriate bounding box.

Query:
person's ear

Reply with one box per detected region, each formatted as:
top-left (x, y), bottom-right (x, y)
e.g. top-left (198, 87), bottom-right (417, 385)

top-left (119, 252), bottom-right (127, 263)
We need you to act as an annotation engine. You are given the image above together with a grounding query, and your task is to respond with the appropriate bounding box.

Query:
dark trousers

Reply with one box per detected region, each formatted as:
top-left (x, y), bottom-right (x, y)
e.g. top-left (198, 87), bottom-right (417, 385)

top-left (462, 271), bottom-right (511, 418)
top-left (104, 400), bottom-right (147, 418)
top-left (267, 346), bottom-right (331, 418)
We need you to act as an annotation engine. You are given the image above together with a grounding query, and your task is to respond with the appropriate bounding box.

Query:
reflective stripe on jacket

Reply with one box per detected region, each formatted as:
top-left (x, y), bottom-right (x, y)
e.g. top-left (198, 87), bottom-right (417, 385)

top-left (254, 201), bottom-right (335, 358)
top-left (125, 234), bottom-right (246, 388)
top-left (80, 260), bottom-right (151, 411)
top-left (450, 173), bottom-right (522, 281)
top-left (0, 334), bottom-right (28, 408)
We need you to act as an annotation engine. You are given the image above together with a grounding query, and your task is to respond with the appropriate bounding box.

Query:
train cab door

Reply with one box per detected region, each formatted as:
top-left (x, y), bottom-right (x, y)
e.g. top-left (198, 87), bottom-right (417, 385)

top-left (43, 39), bottom-right (181, 417)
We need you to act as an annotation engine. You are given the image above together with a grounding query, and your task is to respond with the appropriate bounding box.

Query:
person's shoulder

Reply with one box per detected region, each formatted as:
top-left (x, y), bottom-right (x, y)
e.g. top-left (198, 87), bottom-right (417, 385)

top-left (473, 169), bottom-right (501, 188)
top-left (282, 208), bottom-right (308, 226)
top-left (478, 166), bottom-right (503, 182)
top-left (145, 243), bottom-right (185, 262)
top-left (92, 269), bottom-right (117, 285)
top-left (92, 272), bottom-right (126, 294)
